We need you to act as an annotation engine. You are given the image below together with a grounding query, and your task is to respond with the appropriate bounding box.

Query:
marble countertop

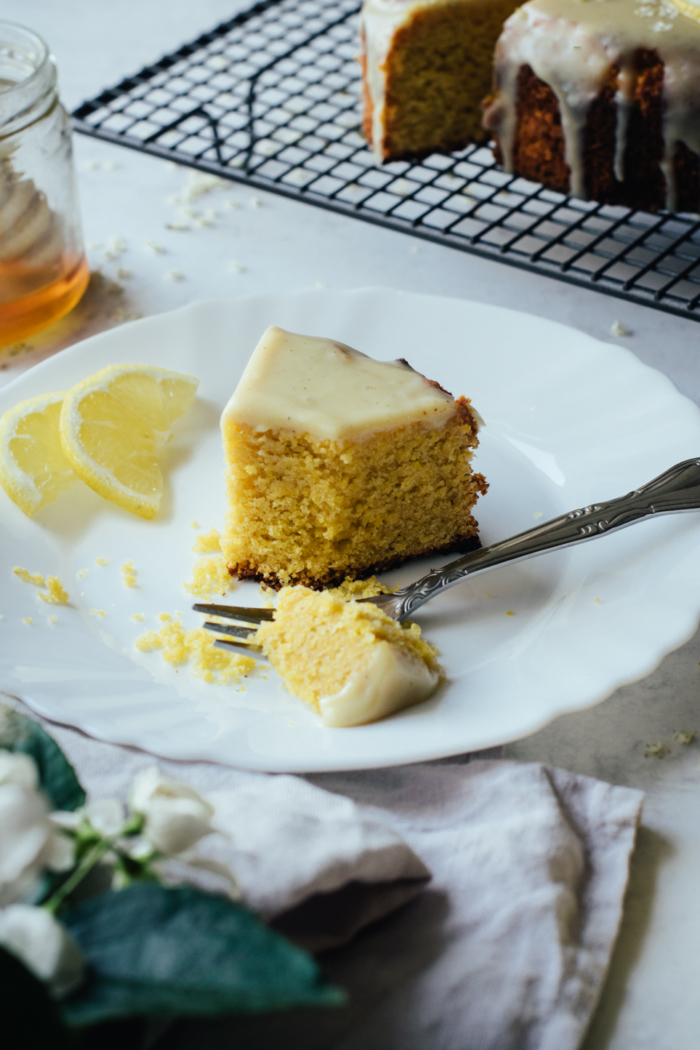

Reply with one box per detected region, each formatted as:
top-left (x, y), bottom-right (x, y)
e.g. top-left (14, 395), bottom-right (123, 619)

top-left (3, 2), bottom-right (700, 1047)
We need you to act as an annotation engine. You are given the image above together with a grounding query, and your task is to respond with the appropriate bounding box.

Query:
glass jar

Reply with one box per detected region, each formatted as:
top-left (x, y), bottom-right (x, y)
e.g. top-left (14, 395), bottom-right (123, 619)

top-left (0, 20), bottom-right (88, 347)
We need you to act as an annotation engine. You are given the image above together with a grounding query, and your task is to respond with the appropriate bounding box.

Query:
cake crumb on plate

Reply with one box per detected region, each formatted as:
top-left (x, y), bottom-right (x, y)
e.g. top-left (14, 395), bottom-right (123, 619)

top-left (611, 319), bottom-right (632, 337)
top-left (183, 556), bottom-right (234, 597)
top-left (192, 528), bottom-right (221, 554)
top-left (13, 567), bottom-right (44, 586)
top-left (136, 616), bottom-right (256, 684)
top-left (121, 560), bottom-right (137, 587)
top-left (39, 577), bottom-right (69, 605)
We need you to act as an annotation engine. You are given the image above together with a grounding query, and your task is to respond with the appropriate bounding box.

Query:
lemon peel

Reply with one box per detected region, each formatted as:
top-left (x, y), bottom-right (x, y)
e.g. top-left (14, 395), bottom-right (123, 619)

top-left (668, 0), bottom-right (700, 23)
top-left (59, 363), bottom-right (199, 519)
top-left (0, 393), bottom-right (77, 517)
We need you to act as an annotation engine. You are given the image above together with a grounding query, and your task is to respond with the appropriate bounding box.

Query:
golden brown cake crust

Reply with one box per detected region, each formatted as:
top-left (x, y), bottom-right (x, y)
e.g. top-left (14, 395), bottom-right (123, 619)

top-left (491, 52), bottom-right (700, 212)
top-left (228, 526), bottom-right (484, 591)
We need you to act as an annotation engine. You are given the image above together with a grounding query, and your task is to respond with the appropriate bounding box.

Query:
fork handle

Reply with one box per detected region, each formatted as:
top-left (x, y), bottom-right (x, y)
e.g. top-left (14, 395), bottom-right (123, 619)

top-left (369, 457), bottom-right (700, 622)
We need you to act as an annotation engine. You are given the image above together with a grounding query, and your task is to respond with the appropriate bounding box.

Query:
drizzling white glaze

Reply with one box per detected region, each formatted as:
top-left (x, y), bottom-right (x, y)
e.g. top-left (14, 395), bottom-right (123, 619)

top-left (222, 325), bottom-right (457, 441)
top-left (483, 0), bottom-right (700, 208)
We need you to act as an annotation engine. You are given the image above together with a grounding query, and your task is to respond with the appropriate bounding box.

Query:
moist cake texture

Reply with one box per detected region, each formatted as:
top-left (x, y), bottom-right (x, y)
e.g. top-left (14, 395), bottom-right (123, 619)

top-left (254, 586), bottom-right (442, 727)
top-left (483, 0), bottom-right (700, 211)
top-left (361, 0), bottom-right (520, 163)
top-left (221, 326), bottom-right (486, 589)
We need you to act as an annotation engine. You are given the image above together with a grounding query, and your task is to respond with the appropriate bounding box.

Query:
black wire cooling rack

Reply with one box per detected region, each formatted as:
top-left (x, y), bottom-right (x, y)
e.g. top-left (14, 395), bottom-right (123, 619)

top-left (73, 0), bottom-right (700, 320)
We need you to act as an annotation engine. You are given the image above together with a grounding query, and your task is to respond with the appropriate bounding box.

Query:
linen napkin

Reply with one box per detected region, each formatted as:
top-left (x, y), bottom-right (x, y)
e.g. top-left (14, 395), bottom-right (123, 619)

top-left (189, 760), bottom-right (642, 1050)
top-left (2, 696), bottom-right (643, 1050)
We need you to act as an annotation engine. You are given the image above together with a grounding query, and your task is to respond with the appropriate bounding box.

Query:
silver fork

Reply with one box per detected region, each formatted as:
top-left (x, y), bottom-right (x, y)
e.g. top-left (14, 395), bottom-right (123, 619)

top-left (194, 457), bottom-right (700, 646)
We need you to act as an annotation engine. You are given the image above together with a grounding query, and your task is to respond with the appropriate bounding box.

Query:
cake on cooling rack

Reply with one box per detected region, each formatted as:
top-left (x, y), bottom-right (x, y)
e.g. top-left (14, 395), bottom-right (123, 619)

top-left (482, 0), bottom-right (700, 212)
top-left (359, 0), bottom-right (520, 163)
top-left (254, 586), bottom-right (442, 726)
top-left (220, 325), bottom-right (486, 589)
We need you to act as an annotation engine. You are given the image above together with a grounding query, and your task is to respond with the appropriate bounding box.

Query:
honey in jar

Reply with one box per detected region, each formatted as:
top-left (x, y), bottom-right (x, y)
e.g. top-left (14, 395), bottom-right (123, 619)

top-left (0, 25), bottom-right (88, 348)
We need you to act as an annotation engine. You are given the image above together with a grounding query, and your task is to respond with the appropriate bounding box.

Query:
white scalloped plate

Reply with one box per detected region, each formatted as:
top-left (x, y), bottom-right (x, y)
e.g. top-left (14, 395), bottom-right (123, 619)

top-left (2, 289), bottom-right (700, 772)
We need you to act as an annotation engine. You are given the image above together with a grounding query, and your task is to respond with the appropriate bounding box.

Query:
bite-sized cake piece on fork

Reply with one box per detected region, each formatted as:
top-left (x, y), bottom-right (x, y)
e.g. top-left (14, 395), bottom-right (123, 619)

top-left (221, 325), bottom-right (487, 589)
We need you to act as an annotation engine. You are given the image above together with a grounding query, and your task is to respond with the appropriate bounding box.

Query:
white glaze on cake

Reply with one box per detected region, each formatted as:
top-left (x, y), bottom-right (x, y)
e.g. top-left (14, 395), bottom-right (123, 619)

top-left (319, 640), bottom-right (440, 727)
top-left (222, 325), bottom-right (457, 441)
top-left (483, 0), bottom-right (700, 208)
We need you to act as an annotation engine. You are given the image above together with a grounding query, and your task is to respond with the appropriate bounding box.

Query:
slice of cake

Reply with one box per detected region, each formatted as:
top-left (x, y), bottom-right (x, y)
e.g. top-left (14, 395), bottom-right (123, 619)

top-left (482, 0), bottom-right (700, 212)
top-left (221, 326), bottom-right (486, 589)
top-left (360, 0), bottom-right (520, 163)
top-left (254, 587), bottom-right (442, 727)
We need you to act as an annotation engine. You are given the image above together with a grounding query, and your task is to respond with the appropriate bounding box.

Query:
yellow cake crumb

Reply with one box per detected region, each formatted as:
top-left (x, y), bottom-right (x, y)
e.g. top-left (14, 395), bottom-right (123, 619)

top-left (136, 617), bottom-right (256, 684)
top-left (158, 612), bottom-right (173, 621)
top-left (191, 520), bottom-right (200, 528)
top-left (644, 740), bottom-right (670, 760)
top-left (14, 567), bottom-right (44, 586)
top-left (674, 729), bottom-right (698, 745)
top-left (38, 577), bottom-right (69, 605)
top-left (95, 557), bottom-right (110, 567)
top-left (191, 527), bottom-right (221, 554)
top-left (22, 617), bottom-right (34, 625)
top-left (328, 576), bottom-right (393, 600)
top-left (77, 569), bottom-right (89, 579)
top-left (506, 610), bottom-right (514, 616)
top-left (183, 556), bottom-right (234, 597)
top-left (90, 608), bottom-right (106, 618)
top-left (47, 615), bottom-right (58, 624)
top-left (132, 613), bottom-right (145, 622)
top-left (121, 560), bottom-right (137, 587)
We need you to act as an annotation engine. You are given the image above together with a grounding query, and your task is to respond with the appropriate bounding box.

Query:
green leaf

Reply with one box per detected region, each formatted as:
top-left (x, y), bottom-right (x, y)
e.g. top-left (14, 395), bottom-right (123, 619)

top-left (61, 885), bottom-right (344, 1026)
top-left (0, 947), bottom-right (71, 1049)
top-left (6, 710), bottom-right (85, 812)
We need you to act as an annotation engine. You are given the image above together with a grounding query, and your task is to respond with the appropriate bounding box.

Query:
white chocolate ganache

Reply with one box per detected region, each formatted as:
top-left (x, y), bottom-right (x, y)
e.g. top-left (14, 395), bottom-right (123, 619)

top-left (223, 325), bottom-right (458, 441)
top-left (483, 0), bottom-right (700, 208)
top-left (318, 640), bottom-right (440, 728)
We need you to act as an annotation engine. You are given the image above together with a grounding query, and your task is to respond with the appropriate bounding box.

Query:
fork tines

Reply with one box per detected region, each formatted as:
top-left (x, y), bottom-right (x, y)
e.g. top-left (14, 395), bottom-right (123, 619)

top-left (194, 602), bottom-right (273, 653)
top-left (192, 602), bottom-right (275, 624)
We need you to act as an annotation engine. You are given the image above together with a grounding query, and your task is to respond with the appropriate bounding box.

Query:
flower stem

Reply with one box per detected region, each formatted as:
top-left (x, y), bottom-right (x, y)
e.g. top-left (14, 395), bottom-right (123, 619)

top-left (43, 840), bottom-right (111, 915)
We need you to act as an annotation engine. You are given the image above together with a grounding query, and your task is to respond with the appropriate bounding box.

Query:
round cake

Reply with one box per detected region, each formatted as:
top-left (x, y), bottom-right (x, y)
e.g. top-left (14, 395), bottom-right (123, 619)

top-left (482, 0), bottom-right (700, 212)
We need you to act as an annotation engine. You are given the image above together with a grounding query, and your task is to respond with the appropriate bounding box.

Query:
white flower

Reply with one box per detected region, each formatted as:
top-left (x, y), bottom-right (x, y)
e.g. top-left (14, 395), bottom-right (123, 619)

top-left (0, 752), bottom-right (38, 791)
top-left (129, 767), bottom-right (215, 856)
top-left (0, 905), bottom-right (84, 997)
top-left (82, 798), bottom-right (126, 839)
top-left (0, 753), bottom-right (75, 906)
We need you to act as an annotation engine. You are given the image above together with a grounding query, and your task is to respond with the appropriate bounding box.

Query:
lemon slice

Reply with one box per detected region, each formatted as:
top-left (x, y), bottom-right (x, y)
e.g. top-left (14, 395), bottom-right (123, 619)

top-left (0, 392), bottom-right (77, 517)
top-left (669, 0), bottom-right (700, 22)
top-left (60, 364), bottom-right (199, 519)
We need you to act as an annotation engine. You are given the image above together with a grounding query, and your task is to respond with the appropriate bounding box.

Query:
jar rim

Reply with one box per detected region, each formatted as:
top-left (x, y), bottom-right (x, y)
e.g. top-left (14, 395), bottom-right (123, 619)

top-left (0, 20), bottom-right (50, 94)
top-left (0, 20), bottom-right (55, 135)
